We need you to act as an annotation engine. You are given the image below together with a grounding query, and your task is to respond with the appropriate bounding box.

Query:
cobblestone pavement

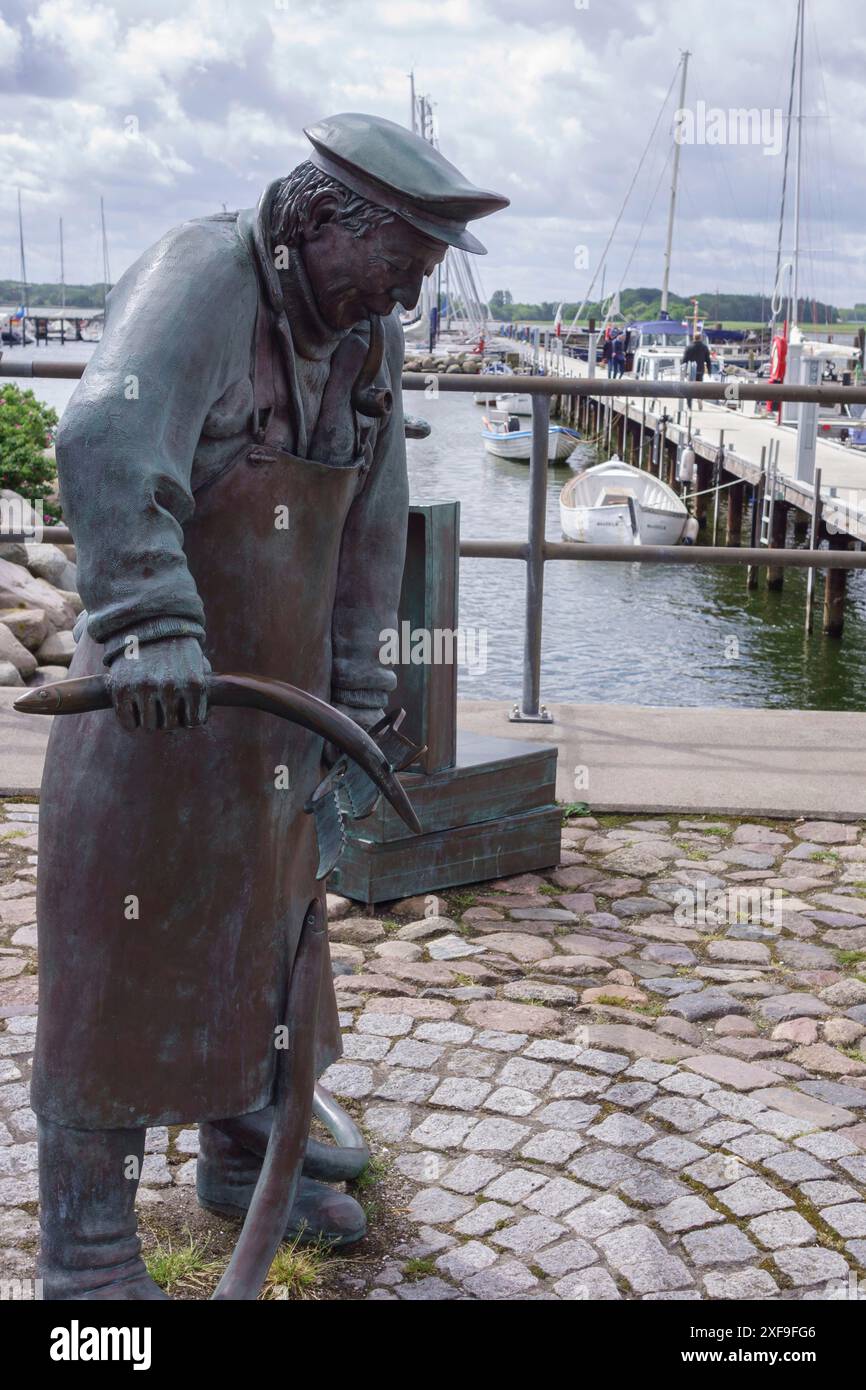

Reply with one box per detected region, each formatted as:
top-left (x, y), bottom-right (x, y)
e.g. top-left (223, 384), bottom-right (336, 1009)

top-left (2, 804), bottom-right (866, 1300)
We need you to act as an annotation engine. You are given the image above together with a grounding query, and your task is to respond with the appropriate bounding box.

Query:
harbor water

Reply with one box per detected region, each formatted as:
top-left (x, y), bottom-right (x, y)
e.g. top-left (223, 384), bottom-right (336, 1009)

top-left (6, 343), bottom-right (866, 711)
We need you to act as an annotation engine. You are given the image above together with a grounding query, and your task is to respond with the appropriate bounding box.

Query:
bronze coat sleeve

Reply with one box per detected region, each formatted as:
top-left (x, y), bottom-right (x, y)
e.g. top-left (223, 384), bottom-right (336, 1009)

top-left (55, 218), bottom-right (259, 658)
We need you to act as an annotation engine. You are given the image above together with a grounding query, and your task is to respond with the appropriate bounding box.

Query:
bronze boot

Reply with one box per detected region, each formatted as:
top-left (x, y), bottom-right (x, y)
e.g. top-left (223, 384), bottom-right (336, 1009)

top-left (38, 1118), bottom-right (169, 1300)
top-left (196, 1119), bottom-right (367, 1248)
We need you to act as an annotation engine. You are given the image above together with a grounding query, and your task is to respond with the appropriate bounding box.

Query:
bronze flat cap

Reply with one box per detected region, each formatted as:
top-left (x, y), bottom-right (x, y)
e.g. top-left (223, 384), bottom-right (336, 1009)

top-left (304, 112), bottom-right (509, 255)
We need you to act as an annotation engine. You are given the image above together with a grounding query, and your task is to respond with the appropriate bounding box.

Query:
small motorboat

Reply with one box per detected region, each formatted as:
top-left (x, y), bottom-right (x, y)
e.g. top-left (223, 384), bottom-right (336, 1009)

top-left (559, 457), bottom-right (699, 545)
top-left (474, 361), bottom-right (507, 405)
top-left (495, 392), bottom-right (533, 416)
top-left (483, 410), bottom-right (580, 464)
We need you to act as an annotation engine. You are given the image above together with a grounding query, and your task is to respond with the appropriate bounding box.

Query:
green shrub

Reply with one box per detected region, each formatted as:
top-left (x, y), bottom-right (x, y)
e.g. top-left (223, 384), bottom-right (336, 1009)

top-left (0, 384), bottom-right (58, 504)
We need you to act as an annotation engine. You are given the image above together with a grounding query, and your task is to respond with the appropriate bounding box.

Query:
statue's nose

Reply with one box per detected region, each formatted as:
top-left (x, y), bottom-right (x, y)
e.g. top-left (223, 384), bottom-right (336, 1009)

top-left (393, 274), bottom-right (424, 309)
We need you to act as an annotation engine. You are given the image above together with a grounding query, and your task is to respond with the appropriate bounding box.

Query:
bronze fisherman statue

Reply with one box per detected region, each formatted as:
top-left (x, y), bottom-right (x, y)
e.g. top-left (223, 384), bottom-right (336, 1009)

top-left (29, 113), bottom-right (507, 1299)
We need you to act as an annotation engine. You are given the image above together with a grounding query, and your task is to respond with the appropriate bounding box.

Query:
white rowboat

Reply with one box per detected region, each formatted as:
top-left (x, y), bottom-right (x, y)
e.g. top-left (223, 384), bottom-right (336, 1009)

top-left (483, 411), bottom-right (581, 464)
top-left (495, 392), bottom-right (533, 415)
top-left (559, 458), bottom-right (698, 545)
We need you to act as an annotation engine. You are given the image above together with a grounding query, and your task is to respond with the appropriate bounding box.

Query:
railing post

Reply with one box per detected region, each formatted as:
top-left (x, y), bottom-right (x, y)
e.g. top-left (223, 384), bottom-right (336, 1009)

top-left (805, 465), bottom-right (822, 633)
top-left (510, 394), bottom-right (553, 723)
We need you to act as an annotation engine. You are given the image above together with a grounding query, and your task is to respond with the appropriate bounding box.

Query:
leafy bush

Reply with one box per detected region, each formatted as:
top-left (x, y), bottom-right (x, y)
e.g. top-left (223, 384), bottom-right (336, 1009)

top-left (0, 384), bottom-right (59, 504)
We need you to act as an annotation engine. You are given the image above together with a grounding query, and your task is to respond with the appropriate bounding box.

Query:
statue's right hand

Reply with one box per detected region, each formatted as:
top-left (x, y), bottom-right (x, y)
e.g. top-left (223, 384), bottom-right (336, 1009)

top-left (106, 636), bottom-right (210, 732)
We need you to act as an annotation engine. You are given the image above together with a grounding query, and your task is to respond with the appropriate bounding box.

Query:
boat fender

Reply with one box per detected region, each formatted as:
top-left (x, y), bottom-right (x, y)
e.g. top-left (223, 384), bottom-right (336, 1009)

top-left (681, 516), bottom-right (700, 545)
top-left (676, 444), bottom-right (696, 483)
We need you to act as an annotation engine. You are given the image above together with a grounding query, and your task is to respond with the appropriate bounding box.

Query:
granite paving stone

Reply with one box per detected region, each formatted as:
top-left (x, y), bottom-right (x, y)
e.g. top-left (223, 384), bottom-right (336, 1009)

top-left (407, 1188), bottom-right (475, 1225)
top-left (523, 1177), bottom-right (594, 1217)
top-left (461, 1118), bottom-right (531, 1153)
top-left (797, 1179), bottom-right (861, 1205)
top-left (553, 1266), bottom-right (622, 1299)
top-left (585, 1113), bottom-right (657, 1146)
top-left (655, 1196), bottom-right (725, 1233)
top-left (703, 1269), bottom-right (780, 1299)
top-left (716, 1176), bottom-right (795, 1217)
top-left (772, 1246), bottom-right (849, 1286)
top-left (761, 1151), bottom-right (832, 1182)
top-left (429, 1077), bottom-right (493, 1111)
top-left (819, 1202), bottom-right (866, 1238)
top-left (439, 1155), bottom-right (504, 1194)
top-left (681, 1224), bottom-right (758, 1265)
top-left (490, 1214), bottom-right (567, 1254)
top-left (453, 1202), bottom-right (513, 1237)
top-left (482, 1086), bottom-right (541, 1117)
top-left (639, 1136), bottom-right (709, 1169)
top-left (464, 1260), bottom-right (539, 1299)
top-left (519, 1129), bottom-right (586, 1163)
top-left (534, 1238), bottom-right (597, 1276)
top-left (747, 1210), bottom-right (817, 1249)
top-left (435, 1241), bottom-right (498, 1280)
top-left (647, 1097), bottom-right (720, 1132)
top-left (564, 1193), bottom-right (633, 1238)
top-left (482, 1168), bottom-right (548, 1204)
top-left (374, 1069), bottom-right (439, 1103)
top-left (618, 1172), bottom-right (692, 1206)
top-left (596, 1223), bottom-right (694, 1293)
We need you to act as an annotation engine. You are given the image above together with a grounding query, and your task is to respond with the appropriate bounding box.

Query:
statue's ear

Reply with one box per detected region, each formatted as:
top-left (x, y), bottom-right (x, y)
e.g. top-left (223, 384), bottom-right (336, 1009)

top-left (301, 191), bottom-right (342, 240)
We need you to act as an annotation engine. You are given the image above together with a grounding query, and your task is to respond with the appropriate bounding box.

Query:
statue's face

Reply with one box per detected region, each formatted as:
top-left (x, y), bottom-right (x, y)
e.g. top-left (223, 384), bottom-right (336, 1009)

top-left (299, 197), bottom-right (447, 330)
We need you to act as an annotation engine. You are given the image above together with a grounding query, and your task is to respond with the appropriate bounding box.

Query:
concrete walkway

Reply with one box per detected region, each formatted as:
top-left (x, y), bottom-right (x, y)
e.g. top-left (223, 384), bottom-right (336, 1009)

top-left (4, 688), bottom-right (866, 819)
top-left (457, 701), bottom-right (866, 820)
top-left (0, 691), bottom-right (52, 798)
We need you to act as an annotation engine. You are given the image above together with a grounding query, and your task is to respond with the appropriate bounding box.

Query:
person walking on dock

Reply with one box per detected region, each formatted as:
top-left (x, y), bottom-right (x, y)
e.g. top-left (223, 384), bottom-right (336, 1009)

top-left (683, 331), bottom-right (712, 408)
top-left (601, 331), bottom-right (613, 374)
top-left (610, 332), bottom-right (626, 379)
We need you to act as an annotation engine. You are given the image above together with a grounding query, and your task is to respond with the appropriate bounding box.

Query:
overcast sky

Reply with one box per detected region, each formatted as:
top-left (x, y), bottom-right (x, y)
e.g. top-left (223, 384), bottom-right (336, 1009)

top-left (0, 0), bottom-right (862, 309)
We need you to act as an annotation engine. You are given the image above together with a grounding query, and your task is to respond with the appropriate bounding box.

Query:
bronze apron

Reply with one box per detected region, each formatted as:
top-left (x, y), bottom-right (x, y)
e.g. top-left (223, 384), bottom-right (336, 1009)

top-left (31, 438), bottom-right (366, 1129)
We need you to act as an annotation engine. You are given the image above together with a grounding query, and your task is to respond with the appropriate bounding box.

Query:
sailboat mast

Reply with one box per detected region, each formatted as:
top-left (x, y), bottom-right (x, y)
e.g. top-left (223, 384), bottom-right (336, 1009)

top-left (100, 196), bottom-right (111, 310)
top-left (17, 189), bottom-right (28, 316)
top-left (660, 49), bottom-right (690, 315)
top-left (59, 218), bottom-right (66, 315)
top-left (409, 70), bottom-right (417, 133)
top-left (791, 0), bottom-right (805, 329)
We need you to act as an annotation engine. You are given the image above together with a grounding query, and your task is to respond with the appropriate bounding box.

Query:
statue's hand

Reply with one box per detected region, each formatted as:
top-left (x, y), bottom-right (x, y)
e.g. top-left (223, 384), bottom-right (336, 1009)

top-left (106, 637), bottom-right (210, 732)
top-left (323, 704), bottom-right (385, 767)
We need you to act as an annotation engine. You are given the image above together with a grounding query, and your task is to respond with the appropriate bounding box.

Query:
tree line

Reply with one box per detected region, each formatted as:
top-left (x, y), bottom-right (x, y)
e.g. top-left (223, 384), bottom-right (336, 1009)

top-left (488, 286), bottom-right (842, 324)
top-left (0, 280), bottom-right (108, 309)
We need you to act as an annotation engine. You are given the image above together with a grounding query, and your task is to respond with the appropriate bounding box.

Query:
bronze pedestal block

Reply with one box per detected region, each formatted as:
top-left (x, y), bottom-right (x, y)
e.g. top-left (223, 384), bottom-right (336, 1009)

top-left (334, 503), bottom-right (561, 904)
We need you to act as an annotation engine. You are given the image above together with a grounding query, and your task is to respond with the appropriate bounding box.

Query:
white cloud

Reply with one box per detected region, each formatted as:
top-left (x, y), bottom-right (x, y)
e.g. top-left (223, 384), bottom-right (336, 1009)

top-left (0, 16), bottom-right (22, 70)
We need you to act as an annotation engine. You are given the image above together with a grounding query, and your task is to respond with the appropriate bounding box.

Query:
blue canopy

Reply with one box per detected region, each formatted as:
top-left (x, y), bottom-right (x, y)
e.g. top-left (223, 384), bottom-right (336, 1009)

top-left (630, 319), bottom-right (689, 335)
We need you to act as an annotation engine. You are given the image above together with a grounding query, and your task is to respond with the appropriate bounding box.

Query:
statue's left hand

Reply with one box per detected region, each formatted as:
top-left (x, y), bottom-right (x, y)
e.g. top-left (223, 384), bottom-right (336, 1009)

top-left (106, 636), bottom-right (211, 732)
top-left (323, 704), bottom-right (385, 767)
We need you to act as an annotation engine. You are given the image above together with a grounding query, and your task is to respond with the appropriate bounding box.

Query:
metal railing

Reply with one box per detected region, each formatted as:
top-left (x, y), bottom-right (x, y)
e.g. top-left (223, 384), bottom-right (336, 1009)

top-left (5, 358), bottom-right (866, 723)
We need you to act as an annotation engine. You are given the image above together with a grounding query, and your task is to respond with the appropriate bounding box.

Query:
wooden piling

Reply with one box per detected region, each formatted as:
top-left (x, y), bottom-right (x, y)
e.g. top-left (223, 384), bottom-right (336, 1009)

top-left (725, 478), bottom-right (745, 546)
top-left (695, 457), bottom-right (711, 533)
top-left (823, 532), bottom-right (849, 638)
top-left (767, 502), bottom-right (789, 591)
top-left (746, 480), bottom-right (761, 590)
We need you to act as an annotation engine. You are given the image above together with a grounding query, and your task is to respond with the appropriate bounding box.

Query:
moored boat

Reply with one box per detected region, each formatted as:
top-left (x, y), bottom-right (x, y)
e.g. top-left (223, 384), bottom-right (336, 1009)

top-left (482, 411), bottom-right (580, 464)
top-left (494, 392), bottom-right (533, 416)
top-left (559, 457), bottom-right (698, 545)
